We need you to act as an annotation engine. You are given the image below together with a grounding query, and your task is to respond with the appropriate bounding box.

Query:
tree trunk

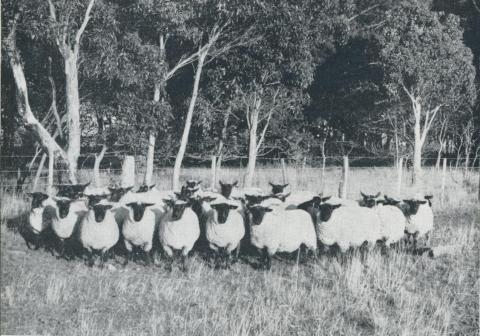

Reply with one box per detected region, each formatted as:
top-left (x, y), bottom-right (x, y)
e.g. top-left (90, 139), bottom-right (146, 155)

top-left (172, 52), bottom-right (207, 190)
top-left (412, 101), bottom-right (423, 187)
top-left (144, 84), bottom-right (160, 185)
top-left (6, 42), bottom-right (75, 180)
top-left (245, 105), bottom-right (260, 187)
top-left (48, 149), bottom-right (54, 195)
top-left (93, 144), bottom-right (107, 187)
top-left (435, 142), bottom-right (443, 170)
top-left (64, 50), bottom-right (81, 183)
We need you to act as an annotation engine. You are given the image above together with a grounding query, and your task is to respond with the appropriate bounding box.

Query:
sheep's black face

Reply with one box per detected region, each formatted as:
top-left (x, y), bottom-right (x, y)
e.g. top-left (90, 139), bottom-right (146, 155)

top-left (360, 192), bottom-right (381, 208)
top-left (245, 194), bottom-right (270, 206)
top-left (248, 206), bottom-right (272, 226)
top-left (318, 204), bottom-right (341, 222)
top-left (185, 180), bottom-right (201, 189)
top-left (269, 182), bottom-right (289, 195)
top-left (211, 203), bottom-right (238, 224)
top-left (56, 200), bottom-right (72, 218)
top-left (92, 204), bottom-right (112, 222)
top-left (87, 194), bottom-right (108, 207)
top-left (108, 187), bottom-right (133, 202)
top-left (402, 200), bottom-right (427, 216)
top-left (126, 202), bottom-right (154, 222)
top-left (219, 181), bottom-right (237, 198)
top-left (171, 204), bottom-right (188, 221)
top-left (29, 192), bottom-right (49, 209)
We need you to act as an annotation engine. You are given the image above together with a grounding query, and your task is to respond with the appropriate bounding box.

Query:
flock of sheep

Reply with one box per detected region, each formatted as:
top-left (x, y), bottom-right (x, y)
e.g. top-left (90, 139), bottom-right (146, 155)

top-left (23, 179), bottom-right (434, 270)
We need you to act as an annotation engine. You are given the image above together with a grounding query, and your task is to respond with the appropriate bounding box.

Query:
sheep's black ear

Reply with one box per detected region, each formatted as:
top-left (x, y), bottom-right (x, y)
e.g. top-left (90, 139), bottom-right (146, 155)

top-left (232, 181), bottom-right (238, 187)
top-left (144, 203), bottom-right (155, 207)
top-left (104, 204), bottom-right (113, 210)
top-left (424, 195), bottom-right (433, 199)
top-left (264, 207), bottom-right (273, 212)
top-left (197, 180), bottom-right (202, 185)
top-left (126, 202), bottom-right (135, 208)
top-left (149, 184), bottom-right (156, 190)
top-left (229, 204), bottom-right (238, 210)
top-left (219, 180), bottom-right (225, 186)
top-left (374, 192), bottom-right (381, 198)
top-left (126, 186), bottom-right (134, 192)
top-left (321, 196), bottom-right (331, 203)
top-left (282, 184), bottom-right (289, 188)
top-left (417, 200), bottom-right (427, 205)
top-left (360, 191), bottom-right (367, 198)
top-left (82, 182), bottom-right (91, 189)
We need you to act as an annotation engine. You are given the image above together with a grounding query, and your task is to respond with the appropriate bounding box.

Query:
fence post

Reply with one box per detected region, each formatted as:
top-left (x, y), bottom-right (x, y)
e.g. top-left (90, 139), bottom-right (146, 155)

top-left (341, 156), bottom-right (349, 199)
top-left (121, 155), bottom-right (135, 188)
top-left (396, 157), bottom-right (403, 195)
top-left (211, 155), bottom-right (217, 190)
top-left (47, 149), bottom-right (54, 195)
top-left (281, 158), bottom-right (288, 184)
top-left (441, 158), bottom-right (447, 204)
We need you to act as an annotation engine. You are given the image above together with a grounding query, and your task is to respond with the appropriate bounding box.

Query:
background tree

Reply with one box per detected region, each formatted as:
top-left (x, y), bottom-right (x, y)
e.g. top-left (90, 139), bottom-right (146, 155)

top-left (377, 0), bottom-right (476, 185)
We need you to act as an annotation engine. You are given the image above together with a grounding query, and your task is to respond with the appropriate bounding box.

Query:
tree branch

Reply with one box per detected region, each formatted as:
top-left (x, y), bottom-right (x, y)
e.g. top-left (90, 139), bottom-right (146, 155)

top-left (74, 0), bottom-right (95, 54)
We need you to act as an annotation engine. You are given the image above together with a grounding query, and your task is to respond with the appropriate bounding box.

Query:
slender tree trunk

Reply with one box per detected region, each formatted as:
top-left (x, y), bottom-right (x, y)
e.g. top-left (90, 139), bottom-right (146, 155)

top-left (413, 105), bottom-right (423, 186)
top-left (435, 142), bottom-right (444, 170)
top-left (64, 50), bottom-right (80, 183)
top-left (215, 107), bottom-right (231, 179)
top-left (48, 148), bottom-right (54, 195)
top-left (172, 52), bottom-right (207, 190)
top-left (144, 85), bottom-right (160, 185)
top-left (93, 144), bottom-right (107, 187)
top-left (245, 106), bottom-right (259, 187)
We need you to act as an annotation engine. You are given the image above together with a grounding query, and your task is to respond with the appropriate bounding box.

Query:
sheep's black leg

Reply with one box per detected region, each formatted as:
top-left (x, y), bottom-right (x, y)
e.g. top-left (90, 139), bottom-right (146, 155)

top-left (265, 253), bottom-right (272, 271)
top-left (181, 254), bottom-right (188, 272)
top-left (100, 251), bottom-right (109, 268)
top-left (86, 250), bottom-right (94, 267)
top-left (225, 252), bottom-right (231, 269)
top-left (123, 251), bottom-right (133, 267)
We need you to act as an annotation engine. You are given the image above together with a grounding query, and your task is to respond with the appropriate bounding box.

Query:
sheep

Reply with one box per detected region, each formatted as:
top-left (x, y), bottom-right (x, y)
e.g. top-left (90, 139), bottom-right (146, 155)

top-left (51, 197), bottom-right (88, 259)
top-left (79, 203), bottom-right (119, 267)
top-left (247, 204), bottom-right (317, 270)
top-left (302, 198), bottom-right (382, 254)
top-left (356, 193), bottom-right (406, 247)
top-left (205, 198), bottom-right (245, 268)
top-left (159, 198), bottom-right (200, 271)
top-left (25, 192), bottom-right (52, 249)
top-left (401, 197), bottom-right (434, 249)
top-left (122, 202), bottom-right (156, 265)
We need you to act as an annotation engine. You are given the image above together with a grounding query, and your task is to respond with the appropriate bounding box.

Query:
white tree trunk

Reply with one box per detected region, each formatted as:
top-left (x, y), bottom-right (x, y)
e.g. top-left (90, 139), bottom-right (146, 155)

top-left (412, 99), bottom-right (423, 187)
top-left (93, 144), bottom-right (107, 187)
top-left (121, 156), bottom-right (136, 188)
top-left (33, 153), bottom-right (47, 191)
top-left (64, 51), bottom-right (81, 183)
top-left (48, 149), bottom-right (54, 195)
top-left (144, 85), bottom-right (160, 185)
top-left (245, 106), bottom-right (259, 188)
top-left (172, 52), bottom-right (207, 190)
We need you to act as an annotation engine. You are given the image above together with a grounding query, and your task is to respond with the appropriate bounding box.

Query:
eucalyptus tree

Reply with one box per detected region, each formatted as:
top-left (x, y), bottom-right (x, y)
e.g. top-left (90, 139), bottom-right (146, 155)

top-left (3, 0), bottom-right (97, 182)
top-left (377, 0), bottom-right (476, 185)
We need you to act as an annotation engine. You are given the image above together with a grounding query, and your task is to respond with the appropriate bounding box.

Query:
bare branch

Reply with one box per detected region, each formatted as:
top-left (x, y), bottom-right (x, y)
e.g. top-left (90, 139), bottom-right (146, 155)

top-left (74, 0), bottom-right (95, 53)
top-left (348, 4), bottom-right (380, 22)
top-left (472, 0), bottom-right (480, 14)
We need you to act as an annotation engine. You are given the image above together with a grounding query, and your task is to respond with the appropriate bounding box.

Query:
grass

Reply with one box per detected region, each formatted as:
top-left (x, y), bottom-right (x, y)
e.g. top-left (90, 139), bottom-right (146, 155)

top-left (1, 167), bottom-right (479, 335)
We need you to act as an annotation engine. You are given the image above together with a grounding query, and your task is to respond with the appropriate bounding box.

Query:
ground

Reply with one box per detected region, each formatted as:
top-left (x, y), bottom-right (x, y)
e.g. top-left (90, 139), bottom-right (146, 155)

top-left (1, 168), bottom-right (479, 335)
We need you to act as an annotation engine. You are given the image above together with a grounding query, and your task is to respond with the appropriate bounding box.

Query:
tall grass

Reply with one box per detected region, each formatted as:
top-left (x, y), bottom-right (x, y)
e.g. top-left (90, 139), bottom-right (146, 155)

top-left (1, 166), bottom-right (478, 335)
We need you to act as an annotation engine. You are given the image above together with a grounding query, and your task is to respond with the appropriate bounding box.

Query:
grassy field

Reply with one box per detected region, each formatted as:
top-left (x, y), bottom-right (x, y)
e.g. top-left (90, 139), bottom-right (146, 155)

top-left (1, 167), bottom-right (479, 335)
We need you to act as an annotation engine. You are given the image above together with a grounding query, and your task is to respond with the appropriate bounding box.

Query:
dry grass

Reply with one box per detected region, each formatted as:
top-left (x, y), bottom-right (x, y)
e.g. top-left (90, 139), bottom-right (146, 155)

top-left (1, 167), bottom-right (479, 335)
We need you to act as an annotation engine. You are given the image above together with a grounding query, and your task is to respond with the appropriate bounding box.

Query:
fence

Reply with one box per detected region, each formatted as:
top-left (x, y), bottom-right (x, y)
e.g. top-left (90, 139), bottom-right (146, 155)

top-left (1, 155), bottom-right (478, 205)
